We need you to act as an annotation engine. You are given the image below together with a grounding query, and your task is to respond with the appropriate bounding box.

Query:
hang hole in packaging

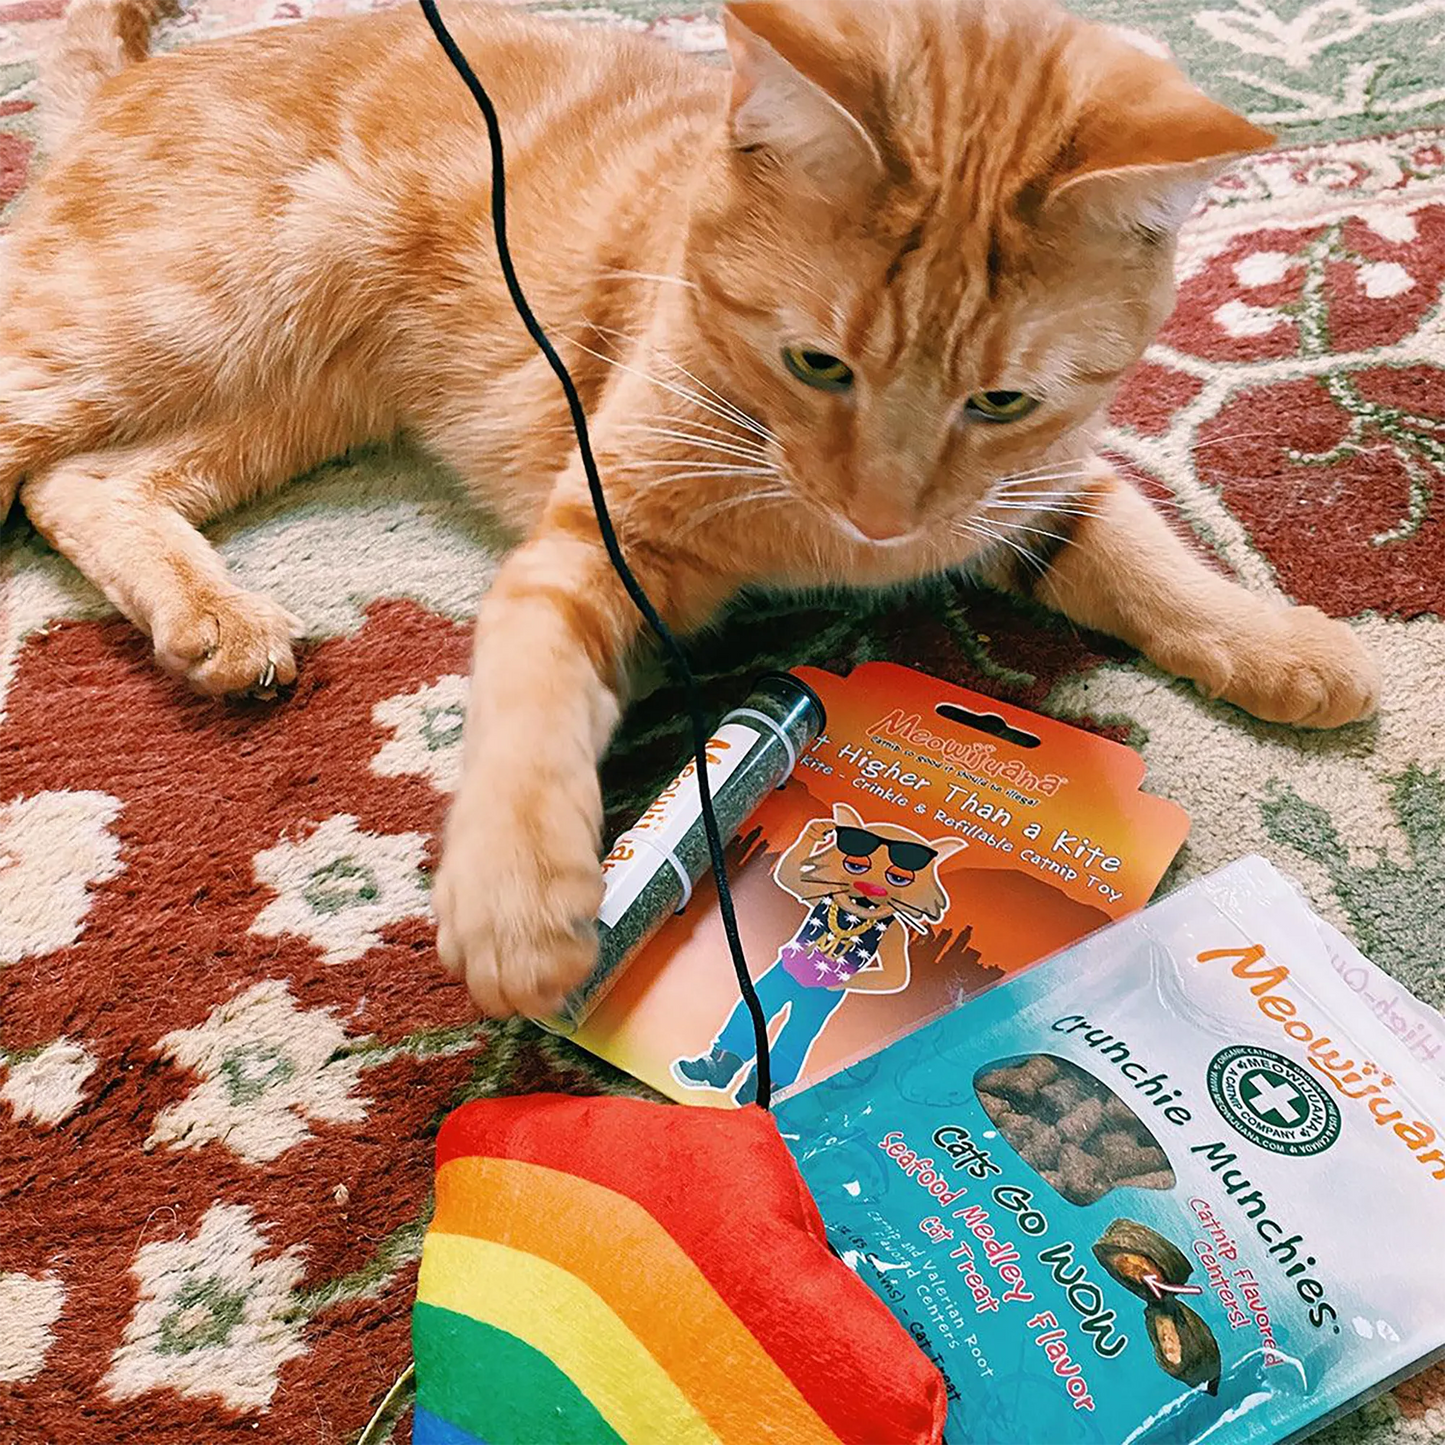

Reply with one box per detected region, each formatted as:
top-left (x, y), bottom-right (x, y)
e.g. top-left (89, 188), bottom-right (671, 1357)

top-left (934, 700), bottom-right (1043, 750)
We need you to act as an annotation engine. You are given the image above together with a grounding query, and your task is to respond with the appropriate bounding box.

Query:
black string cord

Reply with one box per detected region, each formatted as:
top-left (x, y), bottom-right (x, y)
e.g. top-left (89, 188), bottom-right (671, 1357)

top-left (417, 0), bottom-right (773, 1109)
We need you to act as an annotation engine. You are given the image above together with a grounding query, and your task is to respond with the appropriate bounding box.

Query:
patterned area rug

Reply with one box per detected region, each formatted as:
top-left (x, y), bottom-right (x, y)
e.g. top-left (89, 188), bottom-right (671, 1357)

top-left (3, 0), bottom-right (1444, 1441)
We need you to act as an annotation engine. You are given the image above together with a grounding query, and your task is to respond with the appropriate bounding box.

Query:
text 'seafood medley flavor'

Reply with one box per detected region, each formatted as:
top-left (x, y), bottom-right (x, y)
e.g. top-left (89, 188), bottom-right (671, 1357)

top-left (778, 857), bottom-right (1445, 1445)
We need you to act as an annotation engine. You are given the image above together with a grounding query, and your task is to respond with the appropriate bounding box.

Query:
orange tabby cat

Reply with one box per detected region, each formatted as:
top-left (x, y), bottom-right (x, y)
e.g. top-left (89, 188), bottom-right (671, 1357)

top-left (0, 0), bottom-right (1378, 1017)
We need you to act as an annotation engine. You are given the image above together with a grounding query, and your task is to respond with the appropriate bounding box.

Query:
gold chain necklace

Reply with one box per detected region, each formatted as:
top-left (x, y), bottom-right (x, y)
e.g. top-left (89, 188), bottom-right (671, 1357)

top-left (816, 902), bottom-right (877, 958)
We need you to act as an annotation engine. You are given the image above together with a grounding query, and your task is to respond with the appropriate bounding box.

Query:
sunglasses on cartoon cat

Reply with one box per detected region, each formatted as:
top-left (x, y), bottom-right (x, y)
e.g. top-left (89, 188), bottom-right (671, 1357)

top-left (833, 826), bottom-right (939, 873)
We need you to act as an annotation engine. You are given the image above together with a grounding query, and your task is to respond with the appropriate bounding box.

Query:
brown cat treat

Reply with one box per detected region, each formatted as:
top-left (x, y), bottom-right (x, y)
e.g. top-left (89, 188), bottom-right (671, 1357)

top-left (1104, 1096), bottom-right (1140, 1127)
top-left (993, 1112), bottom-right (1038, 1152)
top-left (1018, 1057), bottom-right (1061, 1091)
top-left (976, 1091), bottom-right (1011, 1121)
top-left (1057, 1143), bottom-right (1105, 1203)
top-left (977, 1065), bottom-right (1040, 1105)
top-left (1115, 1170), bottom-right (1176, 1191)
top-left (1099, 1132), bottom-right (1169, 1177)
top-left (1021, 1126), bottom-right (1062, 1173)
top-left (1057, 1095), bottom-right (1105, 1144)
top-left (1038, 1080), bottom-right (1082, 1120)
top-left (0, 0), bottom-right (1381, 1014)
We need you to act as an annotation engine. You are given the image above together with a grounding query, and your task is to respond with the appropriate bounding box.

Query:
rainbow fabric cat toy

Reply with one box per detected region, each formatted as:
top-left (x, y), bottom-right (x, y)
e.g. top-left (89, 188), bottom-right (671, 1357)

top-left (412, 1094), bottom-right (947, 1444)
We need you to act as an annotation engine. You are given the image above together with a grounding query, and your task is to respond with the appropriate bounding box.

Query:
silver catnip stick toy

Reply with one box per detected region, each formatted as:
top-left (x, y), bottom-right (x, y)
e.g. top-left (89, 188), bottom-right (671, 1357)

top-left (534, 671), bottom-right (826, 1036)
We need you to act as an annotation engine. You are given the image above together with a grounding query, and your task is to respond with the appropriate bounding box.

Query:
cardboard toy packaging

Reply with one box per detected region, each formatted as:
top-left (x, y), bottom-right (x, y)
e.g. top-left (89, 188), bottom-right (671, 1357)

top-left (571, 662), bottom-right (1189, 1106)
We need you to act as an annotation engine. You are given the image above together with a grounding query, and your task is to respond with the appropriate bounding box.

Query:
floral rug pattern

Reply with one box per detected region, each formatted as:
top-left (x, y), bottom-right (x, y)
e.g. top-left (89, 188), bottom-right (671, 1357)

top-left (2, 0), bottom-right (1443, 1441)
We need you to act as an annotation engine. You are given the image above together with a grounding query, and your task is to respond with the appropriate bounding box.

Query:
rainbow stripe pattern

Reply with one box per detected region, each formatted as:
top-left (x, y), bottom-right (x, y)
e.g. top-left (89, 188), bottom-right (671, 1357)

top-left (413, 1094), bottom-right (946, 1445)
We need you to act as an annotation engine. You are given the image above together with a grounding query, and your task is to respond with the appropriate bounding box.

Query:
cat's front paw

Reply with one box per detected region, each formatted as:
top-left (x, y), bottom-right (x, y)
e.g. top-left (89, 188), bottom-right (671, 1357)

top-left (152, 587), bottom-right (303, 697)
top-left (433, 793), bottom-right (604, 1017)
top-left (1187, 605), bottom-right (1380, 729)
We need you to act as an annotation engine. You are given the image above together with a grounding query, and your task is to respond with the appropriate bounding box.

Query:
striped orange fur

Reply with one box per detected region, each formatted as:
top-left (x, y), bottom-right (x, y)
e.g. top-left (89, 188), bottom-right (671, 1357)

top-left (0, 0), bottom-right (1379, 1012)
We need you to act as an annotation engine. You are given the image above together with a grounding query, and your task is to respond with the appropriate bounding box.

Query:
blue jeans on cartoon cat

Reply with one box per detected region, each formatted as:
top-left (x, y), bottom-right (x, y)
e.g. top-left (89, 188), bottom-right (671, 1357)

top-left (713, 962), bottom-right (847, 1097)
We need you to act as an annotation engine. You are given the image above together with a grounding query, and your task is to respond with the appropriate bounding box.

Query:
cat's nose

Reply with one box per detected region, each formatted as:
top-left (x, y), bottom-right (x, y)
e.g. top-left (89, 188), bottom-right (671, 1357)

top-left (855, 881), bottom-right (889, 897)
top-left (838, 497), bottom-right (913, 543)
top-left (843, 505), bottom-right (916, 544)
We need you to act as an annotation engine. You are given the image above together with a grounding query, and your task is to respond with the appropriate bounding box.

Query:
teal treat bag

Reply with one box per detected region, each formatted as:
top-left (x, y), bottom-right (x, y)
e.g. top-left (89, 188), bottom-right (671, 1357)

top-left (777, 857), bottom-right (1445, 1445)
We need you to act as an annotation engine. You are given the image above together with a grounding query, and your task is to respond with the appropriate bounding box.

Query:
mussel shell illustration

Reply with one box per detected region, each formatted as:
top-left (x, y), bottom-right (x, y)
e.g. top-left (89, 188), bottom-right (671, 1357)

top-left (1092, 1219), bottom-right (1193, 1299)
top-left (1145, 1302), bottom-right (1222, 1393)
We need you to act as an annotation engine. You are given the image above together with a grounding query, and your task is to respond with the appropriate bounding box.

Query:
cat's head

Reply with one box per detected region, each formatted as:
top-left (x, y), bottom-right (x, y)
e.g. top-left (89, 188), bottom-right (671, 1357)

top-left (795, 801), bottom-right (965, 925)
top-left (681, 0), bottom-right (1269, 548)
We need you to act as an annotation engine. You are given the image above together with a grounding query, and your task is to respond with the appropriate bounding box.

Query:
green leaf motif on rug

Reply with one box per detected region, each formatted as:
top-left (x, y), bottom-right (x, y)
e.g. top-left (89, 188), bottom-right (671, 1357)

top-left (157, 1277), bottom-right (249, 1357)
top-left (419, 702), bottom-right (466, 753)
top-left (303, 856), bottom-right (381, 916)
top-left (218, 1041), bottom-right (297, 1105)
top-left (1261, 766), bottom-right (1445, 1008)
top-left (0, 59), bottom-right (35, 106)
top-left (1251, 219), bottom-right (1445, 548)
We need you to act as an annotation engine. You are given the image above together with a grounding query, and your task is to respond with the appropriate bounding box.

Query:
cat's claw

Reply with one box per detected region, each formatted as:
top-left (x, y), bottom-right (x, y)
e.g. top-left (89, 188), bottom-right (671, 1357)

top-left (152, 588), bottom-right (302, 698)
top-left (248, 656), bottom-right (284, 700)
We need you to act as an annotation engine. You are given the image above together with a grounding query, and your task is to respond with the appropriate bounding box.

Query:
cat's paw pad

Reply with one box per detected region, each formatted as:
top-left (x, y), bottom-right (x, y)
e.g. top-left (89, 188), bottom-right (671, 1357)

top-left (1197, 606), bottom-right (1380, 729)
top-left (433, 806), bottom-right (603, 1017)
top-left (152, 588), bottom-right (303, 698)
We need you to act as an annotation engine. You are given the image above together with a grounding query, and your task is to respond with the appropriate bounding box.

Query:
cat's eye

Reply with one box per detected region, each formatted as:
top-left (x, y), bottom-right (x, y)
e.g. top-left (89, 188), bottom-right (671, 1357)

top-left (964, 390), bottom-right (1039, 424)
top-left (782, 346), bottom-right (854, 393)
top-left (885, 867), bottom-right (915, 888)
top-left (843, 857), bottom-right (871, 875)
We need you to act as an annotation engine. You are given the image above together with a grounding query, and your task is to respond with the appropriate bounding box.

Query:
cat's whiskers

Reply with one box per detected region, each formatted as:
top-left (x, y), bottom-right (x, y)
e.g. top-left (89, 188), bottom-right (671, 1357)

top-left (991, 491), bottom-right (1098, 515)
top-left (680, 488), bottom-right (792, 532)
top-left (568, 336), bottom-right (777, 446)
top-left (990, 496), bottom-right (1106, 519)
top-left (613, 456), bottom-right (776, 473)
top-left (995, 506), bottom-right (1105, 523)
top-left (617, 463), bottom-right (779, 489)
top-left (991, 493), bottom-right (1100, 507)
top-left (992, 487), bottom-right (1096, 500)
top-left (627, 413), bottom-right (768, 447)
top-left (613, 423), bottom-right (771, 465)
top-left (574, 325), bottom-right (778, 445)
top-left (987, 479), bottom-right (1094, 509)
top-left (952, 517), bottom-right (1048, 575)
top-left (655, 354), bottom-right (776, 444)
top-left (992, 469), bottom-right (1096, 496)
top-left (984, 515), bottom-right (1075, 547)
top-left (592, 268), bottom-right (698, 290)
top-left (996, 456), bottom-right (1096, 484)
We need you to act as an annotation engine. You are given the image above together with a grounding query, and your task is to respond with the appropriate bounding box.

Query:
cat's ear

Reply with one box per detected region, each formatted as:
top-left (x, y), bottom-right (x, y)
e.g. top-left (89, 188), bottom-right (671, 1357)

top-left (1048, 45), bottom-right (1272, 237)
top-left (723, 1), bottom-right (883, 191)
top-left (833, 801), bottom-right (865, 828)
top-left (929, 837), bottom-right (968, 864)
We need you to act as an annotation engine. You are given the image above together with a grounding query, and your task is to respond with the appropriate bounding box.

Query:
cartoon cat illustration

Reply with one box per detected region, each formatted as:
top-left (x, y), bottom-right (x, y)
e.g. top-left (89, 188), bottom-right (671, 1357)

top-left (672, 802), bottom-right (965, 1103)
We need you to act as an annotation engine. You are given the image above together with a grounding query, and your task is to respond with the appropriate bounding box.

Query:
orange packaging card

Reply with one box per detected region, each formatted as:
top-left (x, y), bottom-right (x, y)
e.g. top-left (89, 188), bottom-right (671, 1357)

top-left (572, 662), bottom-right (1189, 1106)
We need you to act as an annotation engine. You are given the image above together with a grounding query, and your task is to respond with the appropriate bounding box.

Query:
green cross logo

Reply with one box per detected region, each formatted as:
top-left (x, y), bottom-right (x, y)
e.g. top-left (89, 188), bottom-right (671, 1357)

top-left (1239, 1070), bottom-right (1308, 1127)
top-left (1207, 1046), bottom-right (1342, 1157)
